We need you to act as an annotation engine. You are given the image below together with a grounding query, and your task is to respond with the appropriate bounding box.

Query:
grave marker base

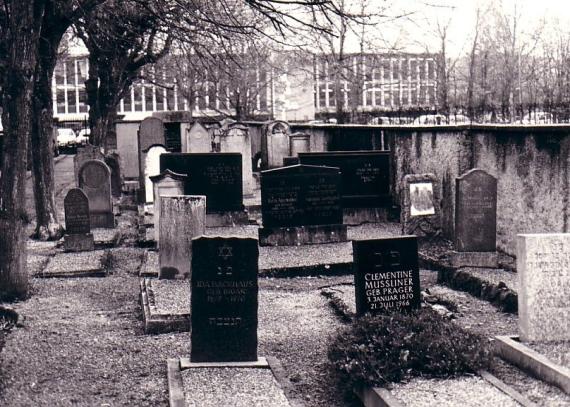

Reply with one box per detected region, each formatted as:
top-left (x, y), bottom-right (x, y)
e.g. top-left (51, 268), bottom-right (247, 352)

top-left (206, 210), bottom-right (250, 227)
top-left (63, 233), bottom-right (94, 252)
top-left (343, 207), bottom-right (390, 225)
top-left (451, 251), bottom-right (498, 268)
top-left (259, 224), bottom-right (347, 247)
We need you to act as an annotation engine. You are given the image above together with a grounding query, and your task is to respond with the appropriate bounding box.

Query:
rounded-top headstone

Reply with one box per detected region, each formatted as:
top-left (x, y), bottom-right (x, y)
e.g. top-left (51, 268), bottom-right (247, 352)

top-left (64, 188), bottom-right (91, 234)
top-left (78, 159), bottom-right (114, 228)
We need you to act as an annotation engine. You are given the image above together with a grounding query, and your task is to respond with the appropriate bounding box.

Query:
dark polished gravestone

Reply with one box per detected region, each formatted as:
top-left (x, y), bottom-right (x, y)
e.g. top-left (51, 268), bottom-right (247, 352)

top-left (78, 159), bottom-right (115, 228)
top-left (353, 236), bottom-right (421, 316)
top-left (298, 151), bottom-right (391, 208)
top-left (455, 169), bottom-right (497, 252)
top-left (160, 153), bottom-right (243, 213)
top-left (190, 236), bottom-right (259, 363)
top-left (63, 188), bottom-right (94, 252)
top-left (258, 165), bottom-right (347, 246)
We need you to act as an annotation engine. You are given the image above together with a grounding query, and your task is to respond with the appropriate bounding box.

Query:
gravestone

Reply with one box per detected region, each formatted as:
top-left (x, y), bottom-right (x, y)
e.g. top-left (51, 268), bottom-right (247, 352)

top-left (150, 170), bottom-right (187, 243)
top-left (191, 236), bottom-right (259, 363)
top-left (138, 117), bottom-right (166, 203)
top-left (353, 236), bottom-right (421, 316)
top-left (262, 120), bottom-right (290, 169)
top-left (160, 153), bottom-right (243, 213)
top-left (115, 121), bottom-right (139, 179)
top-left (283, 157), bottom-right (300, 167)
top-left (63, 188), bottom-right (94, 252)
top-left (298, 151), bottom-right (391, 208)
top-left (517, 233), bottom-right (570, 342)
top-left (259, 165), bottom-right (346, 246)
top-left (219, 121), bottom-right (253, 196)
top-left (184, 122), bottom-right (211, 153)
top-left (144, 145), bottom-right (167, 204)
top-left (78, 159), bottom-right (114, 228)
top-left (74, 144), bottom-right (103, 186)
top-left (104, 153), bottom-right (122, 198)
top-left (452, 169), bottom-right (498, 267)
top-left (159, 195), bottom-right (206, 279)
top-left (401, 173), bottom-right (441, 237)
top-left (289, 132), bottom-right (310, 156)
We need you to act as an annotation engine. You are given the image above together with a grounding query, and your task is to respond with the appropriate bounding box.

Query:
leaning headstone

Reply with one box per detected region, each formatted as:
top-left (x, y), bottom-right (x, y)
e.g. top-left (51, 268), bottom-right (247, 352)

top-left (104, 153), bottom-right (122, 198)
top-left (191, 236), bottom-right (259, 363)
top-left (138, 117), bottom-right (166, 203)
top-left (159, 195), bottom-right (206, 279)
top-left (74, 144), bottom-right (103, 186)
top-left (353, 236), bottom-right (421, 316)
top-left (259, 164), bottom-right (346, 246)
top-left (452, 169), bottom-right (498, 267)
top-left (63, 188), bottom-right (94, 252)
top-left (517, 233), bottom-right (570, 342)
top-left (78, 159), bottom-right (114, 228)
top-left (219, 121), bottom-right (253, 197)
top-left (184, 122), bottom-right (211, 153)
top-left (150, 170), bottom-right (187, 243)
top-left (400, 173), bottom-right (441, 237)
top-left (144, 145), bottom-right (167, 204)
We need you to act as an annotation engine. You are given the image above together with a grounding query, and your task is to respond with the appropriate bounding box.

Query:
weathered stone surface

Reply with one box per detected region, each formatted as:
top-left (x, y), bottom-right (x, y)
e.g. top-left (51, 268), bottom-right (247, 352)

top-left (451, 251), bottom-right (499, 268)
top-left (191, 236), bottom-right (259, 363)
top-left (159, 195), bottom-right (206, 279)
top-left (401, 173), bottom-right (441, 237)
top-left (219, 121), bottom-right (253, 196)
top-left (353, 236), bottom-right (421, 315)
top-left (150, 170), bottom-right (187, 243)
top-left (455, 168), bottom-right (497, 252)
top-left (144, 145), bottom-right (167, 203)
top-left (104, 153), bottom-right (122, 198)
top-left (74, 144), bottom-right (103, 186)
top-left (185, 122), bottom-right (211, 153)
top-left (115, 121), bottom-right (139, 179)
top-left (263, 120), bottom-right (290, 169)
top-left (78, 160), bottom-right (114, 228)
top-left (160, 153), bottom-right (244, 213)
top-left (517, 233), bottom-right (570, 342)
top-left (138, 117), bottom-right (166, 202)
top-left (261, 164), bottom-right (343, 228)
top-left (63, 233), bottom-right (94, 252)
top-left (289, 132), bottom-right (310, 156)
top-left (259, 224), bottom-right (347, 247)
top-left (298, 151), bottom-right (391, 208)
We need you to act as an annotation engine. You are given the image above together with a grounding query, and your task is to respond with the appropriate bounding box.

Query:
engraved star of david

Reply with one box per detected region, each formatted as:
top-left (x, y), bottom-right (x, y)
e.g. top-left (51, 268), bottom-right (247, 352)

top-left (218, 244), bottom-right (233, 260)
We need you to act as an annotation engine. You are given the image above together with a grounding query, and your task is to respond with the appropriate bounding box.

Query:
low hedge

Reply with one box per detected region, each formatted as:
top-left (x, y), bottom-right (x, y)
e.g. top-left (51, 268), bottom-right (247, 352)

top-left (328, 307), bottom-right (492, 388)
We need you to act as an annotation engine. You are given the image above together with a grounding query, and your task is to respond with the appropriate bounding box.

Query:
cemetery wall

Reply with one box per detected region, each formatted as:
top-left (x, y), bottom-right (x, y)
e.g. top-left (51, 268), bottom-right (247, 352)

top-left (289, 123), bottom-right (570, 256)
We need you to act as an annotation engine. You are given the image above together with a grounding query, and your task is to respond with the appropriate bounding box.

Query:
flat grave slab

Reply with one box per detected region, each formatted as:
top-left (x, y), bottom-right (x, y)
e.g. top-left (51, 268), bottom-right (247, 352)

top-left (167, 358), bottom-right (292, 407)
top-left (140, 278), bottom-right (190, 334)
top-left (40, 250), bottom-right (106, 278)
top-left (26, 240), bottom-right (58, 256)
top-left (28, 254), bottom-right (51, 276)
top-left (140, 251), bottom-right (158, 277)
top-left (92, 228), bottom-right (119, 247)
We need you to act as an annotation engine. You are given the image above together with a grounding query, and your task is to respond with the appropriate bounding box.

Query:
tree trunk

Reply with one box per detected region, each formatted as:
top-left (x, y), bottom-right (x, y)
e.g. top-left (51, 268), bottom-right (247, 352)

top-left (0, 1), bottom-right (44, 301)
top-left (30, 32), bottom-right (64, 240)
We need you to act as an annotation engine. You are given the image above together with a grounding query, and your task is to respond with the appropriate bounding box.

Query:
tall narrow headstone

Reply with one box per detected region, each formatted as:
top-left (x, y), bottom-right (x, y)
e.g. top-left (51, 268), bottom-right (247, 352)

top-left (150, 170), bottom-right (187, 243)
top-left (78, 160), bottom-right (114, 228)
top-left (144, 145), bottom-right (167, 204)
top-left (138, 117), bottom-right (165, 202)
top-left (159, 195), bottom-right (206, 279)
top-left (184, 122), bottom-right (211, 153)
top-left (63, 188), bottom-right (94, 252)
top-left (517, 233), bottom-right (570, 342)
top-left (104, 153), bottom-right (122, 198)
top-left (262, 120), bottom-right (290, 169)
top-left (219, 121), bottom-right (253, 196)
top-left (353, 236), bottom-right (421, 316)
top-left (74, 144), bottom-right (103, 186)
top-left (191, 236), bottom-right (259, 363)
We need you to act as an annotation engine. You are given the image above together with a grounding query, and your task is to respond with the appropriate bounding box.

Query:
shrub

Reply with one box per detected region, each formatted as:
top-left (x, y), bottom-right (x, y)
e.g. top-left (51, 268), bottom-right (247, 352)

top-left (328, 307), bottom-right (492, 389)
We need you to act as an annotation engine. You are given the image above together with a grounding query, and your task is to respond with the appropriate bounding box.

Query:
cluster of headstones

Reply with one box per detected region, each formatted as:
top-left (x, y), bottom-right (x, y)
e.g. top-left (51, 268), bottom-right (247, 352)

top-left (64, 146), bottom-right (119, 252)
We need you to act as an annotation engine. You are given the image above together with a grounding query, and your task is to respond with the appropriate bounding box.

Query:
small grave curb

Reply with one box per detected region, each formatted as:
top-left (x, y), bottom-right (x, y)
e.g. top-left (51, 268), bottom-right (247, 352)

top-left (494, 335), bottom-right (570, 394)
top-left (139, 279), bottom-right (190, 334)
top-left (420, 253), bottom-right (518, 313)
top-left (167, 356), bottom-right (303, 407)
top-left (38, 251), bottom-right (109, 278)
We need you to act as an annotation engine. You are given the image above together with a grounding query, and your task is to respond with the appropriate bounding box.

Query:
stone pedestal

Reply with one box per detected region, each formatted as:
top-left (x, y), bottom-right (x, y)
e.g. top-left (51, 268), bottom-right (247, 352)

top-left (451, 251), bottom-right (498, 268)
top-left (159, 195), bottom-right (206, 279)
top-left (258, 224), bottom-right (347, 247)
top-left (64, 233), bottom-right (95, 252)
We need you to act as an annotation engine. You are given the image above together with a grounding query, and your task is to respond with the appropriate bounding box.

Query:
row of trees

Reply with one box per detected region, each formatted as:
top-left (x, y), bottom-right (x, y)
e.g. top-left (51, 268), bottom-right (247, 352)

top-left (0, 0), bottom-right (347, 301)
